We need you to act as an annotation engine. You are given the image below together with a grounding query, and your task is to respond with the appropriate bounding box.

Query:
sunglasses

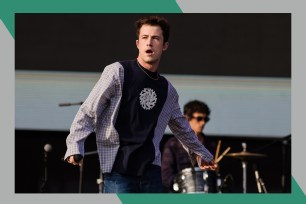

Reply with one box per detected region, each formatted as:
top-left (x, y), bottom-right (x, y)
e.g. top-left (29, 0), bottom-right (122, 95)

top-left (191, 116), bottom-right (210, 122)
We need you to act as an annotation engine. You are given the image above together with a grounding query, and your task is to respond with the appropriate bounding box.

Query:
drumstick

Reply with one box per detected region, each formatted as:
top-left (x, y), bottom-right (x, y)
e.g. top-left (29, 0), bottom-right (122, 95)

top-left (215, 147), bottom-right (231, 164)
top-left (214, 140), bottom-right (221, 162)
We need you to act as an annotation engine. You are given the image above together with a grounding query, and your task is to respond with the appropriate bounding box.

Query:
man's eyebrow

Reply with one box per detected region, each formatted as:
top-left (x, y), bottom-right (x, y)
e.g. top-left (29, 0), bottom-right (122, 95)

top-left (141, 36), bottom-right (161, 40)
top-left (140, 34), bottom-right (161, 37)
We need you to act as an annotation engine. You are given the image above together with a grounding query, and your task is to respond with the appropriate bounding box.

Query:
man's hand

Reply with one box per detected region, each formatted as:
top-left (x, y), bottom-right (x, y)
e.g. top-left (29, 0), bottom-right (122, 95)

top-left (67, 154), bottom-right (83, 166)
top-left (196, 155), bottom-right (217, 171)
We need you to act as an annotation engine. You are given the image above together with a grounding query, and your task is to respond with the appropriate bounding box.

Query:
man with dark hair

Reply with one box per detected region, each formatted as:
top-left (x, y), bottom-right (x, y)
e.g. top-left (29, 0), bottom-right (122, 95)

top-left (162, 100), bottom-right (213, 192)
top-left (64, 16), bottom-right (216, 193)
top-left (184, 100), bottom-right (211, 141)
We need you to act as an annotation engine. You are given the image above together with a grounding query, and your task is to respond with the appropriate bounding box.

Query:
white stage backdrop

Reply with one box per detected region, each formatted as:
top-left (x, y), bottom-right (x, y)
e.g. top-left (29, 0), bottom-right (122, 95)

top-left (16, 70), bottom-right (291, 138)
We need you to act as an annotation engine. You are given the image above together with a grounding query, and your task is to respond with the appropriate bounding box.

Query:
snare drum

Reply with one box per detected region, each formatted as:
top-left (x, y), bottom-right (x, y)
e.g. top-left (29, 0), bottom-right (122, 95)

top-left (173, 167), bottom-right (217, 193)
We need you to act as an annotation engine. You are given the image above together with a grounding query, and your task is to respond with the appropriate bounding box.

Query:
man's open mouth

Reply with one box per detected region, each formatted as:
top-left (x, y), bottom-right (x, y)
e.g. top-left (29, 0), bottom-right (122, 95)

top-left (146, 49), bottom-right (153, 54)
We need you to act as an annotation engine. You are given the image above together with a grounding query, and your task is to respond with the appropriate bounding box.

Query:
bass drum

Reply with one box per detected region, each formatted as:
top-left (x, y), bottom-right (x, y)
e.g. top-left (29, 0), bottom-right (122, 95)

top-left (173, 167), bottom-right (217, 193)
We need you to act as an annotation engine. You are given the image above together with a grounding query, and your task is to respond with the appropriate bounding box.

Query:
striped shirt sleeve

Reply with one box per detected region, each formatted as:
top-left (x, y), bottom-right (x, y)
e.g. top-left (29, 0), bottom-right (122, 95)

top-left (167, 85), bottom-right (214, 163)
top-left (64, 65), bottom-right (119, 160)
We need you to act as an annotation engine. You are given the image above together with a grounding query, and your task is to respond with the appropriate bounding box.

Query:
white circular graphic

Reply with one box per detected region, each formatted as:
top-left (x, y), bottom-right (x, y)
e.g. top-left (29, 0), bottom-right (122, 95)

top-left (139, 88), bottom-right (157, 110)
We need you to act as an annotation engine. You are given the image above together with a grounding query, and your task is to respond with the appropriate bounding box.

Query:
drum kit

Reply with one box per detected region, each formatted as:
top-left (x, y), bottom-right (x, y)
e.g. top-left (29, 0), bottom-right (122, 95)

top-left (172, 141), bottom-right (267, 193)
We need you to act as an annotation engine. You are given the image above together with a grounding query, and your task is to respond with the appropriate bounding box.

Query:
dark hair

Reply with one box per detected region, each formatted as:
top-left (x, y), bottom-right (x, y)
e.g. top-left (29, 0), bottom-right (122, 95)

top-left (184, 100), bottom-right (211, 122)
top-left (135, 16), bottom-right (170, 43)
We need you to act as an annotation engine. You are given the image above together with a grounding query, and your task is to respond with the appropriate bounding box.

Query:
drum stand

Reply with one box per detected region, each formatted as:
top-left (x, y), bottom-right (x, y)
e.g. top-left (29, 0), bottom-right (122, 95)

top-left (240, 143), bottom-right (248, 193)
top-left (241, 160), bottom-right (247, 193)
top-left (253, 164), bottom-right (267, 193)
top-left (216, 171), bottom-right (222, 193)
top-left (259, 178), bottom-right (267, 193)
top-left (226, 142), bottom-right (266, 193)
top-left (243, 161), bottom-right (268, 193)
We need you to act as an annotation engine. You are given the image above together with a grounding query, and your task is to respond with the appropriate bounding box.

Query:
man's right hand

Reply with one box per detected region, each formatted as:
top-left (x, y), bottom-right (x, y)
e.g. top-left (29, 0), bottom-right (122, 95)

top-left (67, 154), bottom-right (83, 166)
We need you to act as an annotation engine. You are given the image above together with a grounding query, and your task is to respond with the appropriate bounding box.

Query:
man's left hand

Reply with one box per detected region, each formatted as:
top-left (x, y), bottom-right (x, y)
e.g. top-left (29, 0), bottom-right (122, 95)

top-left (196, 155), bottom-right (218, 171)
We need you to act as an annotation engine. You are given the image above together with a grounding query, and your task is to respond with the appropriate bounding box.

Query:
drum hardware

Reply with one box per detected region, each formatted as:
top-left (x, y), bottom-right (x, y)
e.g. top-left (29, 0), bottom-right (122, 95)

top-left (254, 169), bottom-right (262, 192)
top-left (172, 140), bottom-right (231, 193)
top-left (219, 174), bottom-right (234, 193)
top-left (252, 135), bottom-right (290, 193)
top-left (225, 143), bottom-right (267, 193)
top-left (258, 178), bottom-right (267, 193)
top-left (225, 151), bottom-right (266, 160)
top-left (203, 171), bottom-right (209, 192)
top-left (172, 167), bottom-right (217, 193)
top-left (216, 172), bottom-right (222, 193)
top-left (253, 164), bottom-right (268, 193)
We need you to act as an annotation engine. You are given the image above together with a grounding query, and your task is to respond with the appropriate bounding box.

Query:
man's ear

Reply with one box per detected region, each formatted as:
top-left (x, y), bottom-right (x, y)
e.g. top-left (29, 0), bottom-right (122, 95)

top-left (136, 40), bottom-right (139, 49)
top-left (162, 42), bottom-right (169, 51)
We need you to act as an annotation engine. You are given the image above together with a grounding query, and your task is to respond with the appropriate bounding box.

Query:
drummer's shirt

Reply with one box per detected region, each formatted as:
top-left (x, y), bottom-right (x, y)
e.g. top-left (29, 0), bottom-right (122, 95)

top-left (112, 59), bottom-right (168, 176)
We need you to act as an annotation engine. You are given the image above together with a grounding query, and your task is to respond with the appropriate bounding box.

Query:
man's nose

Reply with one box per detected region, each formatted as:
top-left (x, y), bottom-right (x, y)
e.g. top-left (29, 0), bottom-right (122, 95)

top-left (146, 38), bottom-right (153, 46)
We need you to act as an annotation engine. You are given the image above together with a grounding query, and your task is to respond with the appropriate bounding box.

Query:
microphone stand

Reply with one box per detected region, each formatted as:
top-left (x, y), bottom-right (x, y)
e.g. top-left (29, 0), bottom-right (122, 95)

top-left (59, 101), bottom-right (87, 193)
top-left (40, 151), bottom-right (48, 193)
top-left (59, 102), bottom-right (103, 193)
top-left (58, 101), bottom-right (83, 107)
top-left (78, 160), bottom-right (84, 193)
top-left (77, 151), bottom-right (99, 193)
top-left (96, 170), bottom-right (104, 193)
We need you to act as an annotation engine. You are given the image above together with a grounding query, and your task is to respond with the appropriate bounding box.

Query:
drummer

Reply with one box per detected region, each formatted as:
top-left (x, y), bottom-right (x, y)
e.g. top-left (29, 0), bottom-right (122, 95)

top-left (161, 100), bottom-right (214, 192)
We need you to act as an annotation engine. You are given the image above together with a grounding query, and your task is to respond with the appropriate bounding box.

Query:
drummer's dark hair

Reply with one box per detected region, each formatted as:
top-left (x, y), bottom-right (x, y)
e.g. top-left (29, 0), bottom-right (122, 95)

top-left (184, 100), bottom-right (210, 122)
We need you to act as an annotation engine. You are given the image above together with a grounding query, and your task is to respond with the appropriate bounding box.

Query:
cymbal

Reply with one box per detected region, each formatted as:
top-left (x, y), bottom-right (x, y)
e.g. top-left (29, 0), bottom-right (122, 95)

top-left (226, 151), bottom-right (266, 160)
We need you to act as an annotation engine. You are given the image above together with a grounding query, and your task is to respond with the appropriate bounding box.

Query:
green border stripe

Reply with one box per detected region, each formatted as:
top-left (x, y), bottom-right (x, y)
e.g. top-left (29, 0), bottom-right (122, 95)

top-left (0, 0), bottom-right (182, 38)
top-left (118, 177), bottom-right (306, 204)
